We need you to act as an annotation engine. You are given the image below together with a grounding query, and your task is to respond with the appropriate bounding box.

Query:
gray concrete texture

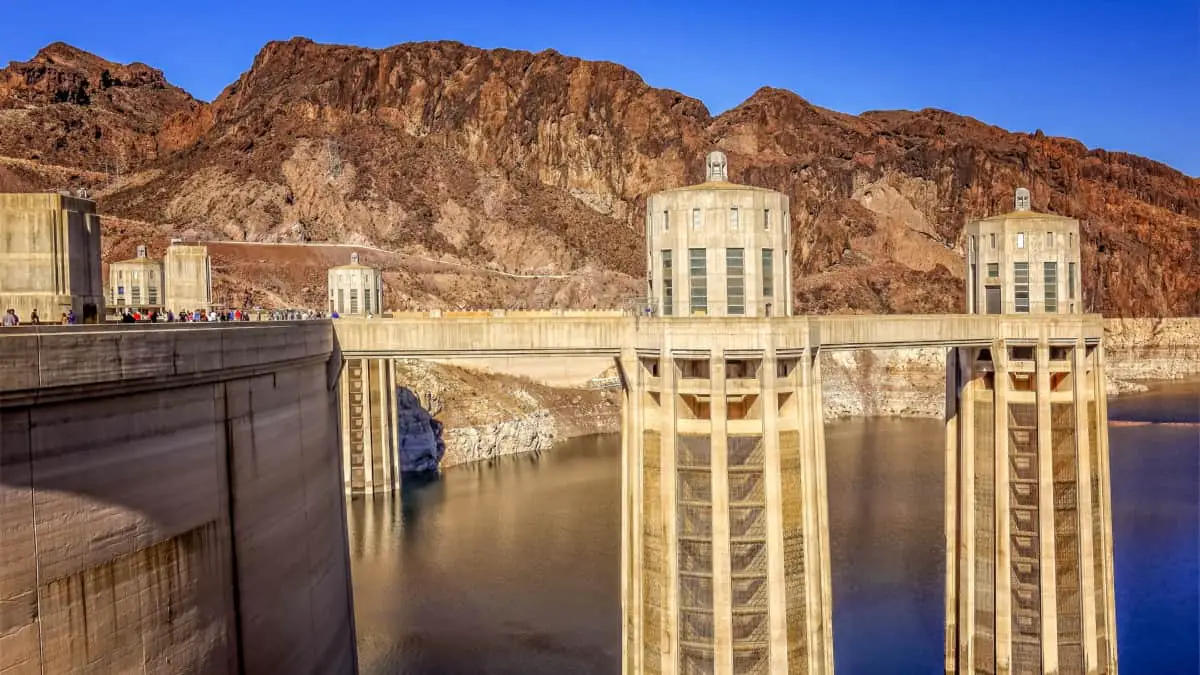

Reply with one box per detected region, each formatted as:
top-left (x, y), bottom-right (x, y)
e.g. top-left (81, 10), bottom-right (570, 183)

top-left (0, 322), bottom-right (356, 674)
top-left (0, 194), bottom-right (104, 323)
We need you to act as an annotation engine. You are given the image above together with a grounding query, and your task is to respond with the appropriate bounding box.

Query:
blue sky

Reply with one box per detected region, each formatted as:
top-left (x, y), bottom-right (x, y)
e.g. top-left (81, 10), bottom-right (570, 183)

top-left (2, 0), bottom-right (1197, 176)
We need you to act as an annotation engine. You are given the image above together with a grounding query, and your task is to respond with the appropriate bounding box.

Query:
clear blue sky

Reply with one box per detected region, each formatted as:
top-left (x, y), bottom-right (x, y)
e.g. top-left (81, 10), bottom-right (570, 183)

top-left (2, 0), bottom-right (1197, 176)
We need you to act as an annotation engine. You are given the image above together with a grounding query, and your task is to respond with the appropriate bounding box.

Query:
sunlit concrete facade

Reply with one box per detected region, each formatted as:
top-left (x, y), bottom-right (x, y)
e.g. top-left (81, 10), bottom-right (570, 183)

top-left (328, 252), bottom-right (384, 316)
top-left (646, 152), bottom-right (792, 318)
top-left (163, 241), bottom-right (212, 313)
top-left (109, 245), bottom-right (164, 309)
top-left (623, 151), bottom-right (827, 675)
top-left (946, 189), bottom-right (1116, 675)
top-left (339, 357), bottom-right (399, 495)
top-left (0, 193), bottom-right (104, 322)
top-left (618, 319), bottom-right (833, 675)
top-left (965, 188), bottom-right (1082, 315)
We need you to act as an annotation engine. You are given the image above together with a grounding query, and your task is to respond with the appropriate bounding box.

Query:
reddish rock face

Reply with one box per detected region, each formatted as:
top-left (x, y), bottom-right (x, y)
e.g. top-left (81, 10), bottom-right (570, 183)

top-left (2, 39), bottom-right (1197, 315)
top-left (0, 42), bottom-right (200, 172)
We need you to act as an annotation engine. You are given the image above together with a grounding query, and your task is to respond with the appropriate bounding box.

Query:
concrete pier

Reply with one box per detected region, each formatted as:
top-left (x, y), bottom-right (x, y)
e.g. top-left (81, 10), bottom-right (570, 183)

top-left (618, 319), bottom-right (833, 675)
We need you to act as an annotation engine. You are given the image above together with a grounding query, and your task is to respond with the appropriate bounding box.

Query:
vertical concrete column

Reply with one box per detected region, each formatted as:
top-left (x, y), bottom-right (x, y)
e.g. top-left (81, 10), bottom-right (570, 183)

top-left (376, 359), bottom-right (394, 492)
top-left (620, 352), bottom-right (633, 675)
top-left (943, 347), bottom-right (961, 675)
top-left (387, 359), bottom-right (401, 482)
top-left (339, 359), bottom-right (352, 492)
top-left (994, 341), bottom-right (1013, 674)
top-left (1072, 340), bottom-right (1099, 671)
top-left (809, 347), bottom-right (833, 675)
top-left (957, 347), bottom-right (977, 672)
top-left (761, 344), bottom-right (789, 674)
top-left (1035, 341), bottom-right (1060, 673)
top-left (1094, 344), bottom-right (1118, 671)
top-left (661, 341), bottom-right (678, 675)
top-left (709, 349), bottom-right (733, 675)
top-left (360, 360), bottom-right (375, 495)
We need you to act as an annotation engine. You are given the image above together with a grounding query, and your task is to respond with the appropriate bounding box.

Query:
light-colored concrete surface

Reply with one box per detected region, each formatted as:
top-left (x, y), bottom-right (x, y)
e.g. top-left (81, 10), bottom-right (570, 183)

top-left (331, 313), bottom-right (1105, 357)
top-left (0, 322), bottom-right (356, 674)
top-left (617, 319), bottom-right (833, 674)
top-left (163, 241), bottom-right (212, 313)
top-left (108, 244), bottom-right (164, 311)
top-left (328, 252), bottom-right (383, 316)
top-left (645, 152), bottom-right (792, 317)
top-left (0, 193), bottom-right (104, 323)
top-left (965, 188), bottom-right (1083, 315)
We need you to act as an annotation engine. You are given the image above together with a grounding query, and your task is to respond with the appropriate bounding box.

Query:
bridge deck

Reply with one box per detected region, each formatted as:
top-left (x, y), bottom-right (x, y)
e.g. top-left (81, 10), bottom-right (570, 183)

top-left (332, 314), bottom-right (1104, 357)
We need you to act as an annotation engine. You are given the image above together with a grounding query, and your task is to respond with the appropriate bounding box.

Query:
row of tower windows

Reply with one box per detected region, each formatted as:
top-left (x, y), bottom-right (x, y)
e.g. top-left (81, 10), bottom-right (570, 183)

top-left (660, 208), bottom-right (784, 233)
top-left (971, 231), bottom-right (1074, 252)
top-left (660, 248), bottom-right (775, 316)
top-left (972, 261), bottom-right (1076, 313)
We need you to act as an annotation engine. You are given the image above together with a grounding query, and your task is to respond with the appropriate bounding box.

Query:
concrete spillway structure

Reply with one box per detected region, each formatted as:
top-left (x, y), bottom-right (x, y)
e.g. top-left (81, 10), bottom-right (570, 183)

top-left (945, 188), bottom-right (1117, 674)
top-left (0, 323), bottom-right (357, 673)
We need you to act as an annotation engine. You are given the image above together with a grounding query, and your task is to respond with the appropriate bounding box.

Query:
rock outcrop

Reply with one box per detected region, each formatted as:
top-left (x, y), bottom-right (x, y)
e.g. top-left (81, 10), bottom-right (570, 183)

top-left (391, 359), bottom-right (619, 469)
top-left (1, 39), bottom-right (1195, 315)
top-left (394, 387), bottom-right (445, 472)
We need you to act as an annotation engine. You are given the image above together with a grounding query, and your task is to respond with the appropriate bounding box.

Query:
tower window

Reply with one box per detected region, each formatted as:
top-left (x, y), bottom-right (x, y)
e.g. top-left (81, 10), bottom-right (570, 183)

top-left (1016, 232), bottom-right (1025, 249)
top-left (763, 209), bottom-right (770, 230)
top-left (987, 263), bottom-right (999, 278)
top-left (1014, 262), bottom-right (1030, 312)
top-left (1044, 261), bottom-right (1058, 313)
top-left (991, 233), bottom-right (997, 249)
top-left (662, 250), bottom-right (674, 316)
top-left (663, 210), bottom-right (670, 231)
top-left (729, 207), bottom-right (739, 231)
top-left (761, 248), bottom-right (774, 299)
top-left (689, 249), bottom-right (707, 315)
top-left (692, 208), bottom-right (701, 231)
top-left (1068, 262), bottom-right (1076, 300)
top-left (726, 248), bottom-right (745, 315)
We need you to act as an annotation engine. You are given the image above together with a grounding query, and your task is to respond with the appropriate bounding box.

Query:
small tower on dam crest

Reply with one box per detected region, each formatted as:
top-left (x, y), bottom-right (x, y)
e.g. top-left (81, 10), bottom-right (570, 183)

top-left (328, 251), bottom-right (384, 316)
top-left (945, 188), bottom-right (1117, 674)
top-left (645, 151), bottom-right (792, 318)
top-left (621, 153), bottom-right (833, 675)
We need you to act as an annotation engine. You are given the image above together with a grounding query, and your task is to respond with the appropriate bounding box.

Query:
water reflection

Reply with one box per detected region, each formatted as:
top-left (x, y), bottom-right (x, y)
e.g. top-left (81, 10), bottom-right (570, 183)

top-left (348, 383), bottom-right (1199, 674)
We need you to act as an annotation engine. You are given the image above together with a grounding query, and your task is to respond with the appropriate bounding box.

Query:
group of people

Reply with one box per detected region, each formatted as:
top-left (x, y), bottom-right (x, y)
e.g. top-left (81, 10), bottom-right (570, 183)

top-left (2, 305), bottom-right (343, 327)
top-left (2, 307), bottom-right (77, 326)
top-left (117, 308), bottom-right (254, 323)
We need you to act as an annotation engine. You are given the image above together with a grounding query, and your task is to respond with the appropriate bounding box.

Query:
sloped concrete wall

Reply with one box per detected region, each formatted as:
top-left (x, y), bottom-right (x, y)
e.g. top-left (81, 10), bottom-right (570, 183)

top-left (0, 322), bottom-right (355, 674)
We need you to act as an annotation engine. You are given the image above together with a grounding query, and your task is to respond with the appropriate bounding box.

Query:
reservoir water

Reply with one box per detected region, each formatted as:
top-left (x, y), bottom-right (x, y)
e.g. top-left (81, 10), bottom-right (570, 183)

top-left (348, 379), bottom-right (1199, 674)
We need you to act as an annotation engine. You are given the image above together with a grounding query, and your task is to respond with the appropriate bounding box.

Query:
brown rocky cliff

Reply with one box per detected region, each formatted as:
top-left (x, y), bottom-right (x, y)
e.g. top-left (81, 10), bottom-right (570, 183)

top-left (2, 39), bottom-right (1197, 315)
top-left (0, 42), bottom-right (202, 174)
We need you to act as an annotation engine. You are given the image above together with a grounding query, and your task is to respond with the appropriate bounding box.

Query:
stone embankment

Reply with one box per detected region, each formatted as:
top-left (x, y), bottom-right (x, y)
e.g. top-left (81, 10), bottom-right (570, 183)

top-left (392, 359), bottom-right (619, 468)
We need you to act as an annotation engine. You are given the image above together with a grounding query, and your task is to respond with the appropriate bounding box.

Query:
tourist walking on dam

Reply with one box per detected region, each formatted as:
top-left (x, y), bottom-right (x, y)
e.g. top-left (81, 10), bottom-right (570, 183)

top-left (2, 309), bottom-right (18, 326)
top-left (28, 308), bottom-right (39, 324)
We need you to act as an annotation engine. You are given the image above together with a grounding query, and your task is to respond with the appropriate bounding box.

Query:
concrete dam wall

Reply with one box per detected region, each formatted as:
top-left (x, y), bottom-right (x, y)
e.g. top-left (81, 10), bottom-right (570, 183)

top-left (0, 323), bottom-right (356, 674)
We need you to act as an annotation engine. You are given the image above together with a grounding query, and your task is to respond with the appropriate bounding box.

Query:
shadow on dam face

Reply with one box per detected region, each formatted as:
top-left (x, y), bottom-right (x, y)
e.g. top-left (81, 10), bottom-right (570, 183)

top-left (0, 322), bottom-right (357, 674)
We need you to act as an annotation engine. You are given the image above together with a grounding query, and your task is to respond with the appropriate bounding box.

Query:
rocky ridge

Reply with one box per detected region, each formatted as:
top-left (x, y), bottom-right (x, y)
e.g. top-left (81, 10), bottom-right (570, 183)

top-left (0, 39), bottom-right (1196, 314)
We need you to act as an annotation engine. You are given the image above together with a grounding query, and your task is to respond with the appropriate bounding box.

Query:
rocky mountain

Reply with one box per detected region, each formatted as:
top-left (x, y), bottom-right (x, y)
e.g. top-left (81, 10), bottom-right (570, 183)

top-left (2, 38), bottom-right (1197, 315)
top-left (0, 42), bottom-right (201, 191)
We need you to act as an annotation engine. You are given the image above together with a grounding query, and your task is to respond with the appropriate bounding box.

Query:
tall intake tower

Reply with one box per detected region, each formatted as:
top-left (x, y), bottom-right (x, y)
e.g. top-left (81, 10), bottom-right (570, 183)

top-left (621, 152), bottom-right (833, 675)
top-left (945, 188), bottom-right (1117, 674)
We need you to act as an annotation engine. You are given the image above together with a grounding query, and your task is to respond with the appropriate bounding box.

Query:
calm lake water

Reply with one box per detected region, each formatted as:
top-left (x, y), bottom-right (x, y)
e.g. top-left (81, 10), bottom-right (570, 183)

top-left (348, 379), bottom-right (1200, 674)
